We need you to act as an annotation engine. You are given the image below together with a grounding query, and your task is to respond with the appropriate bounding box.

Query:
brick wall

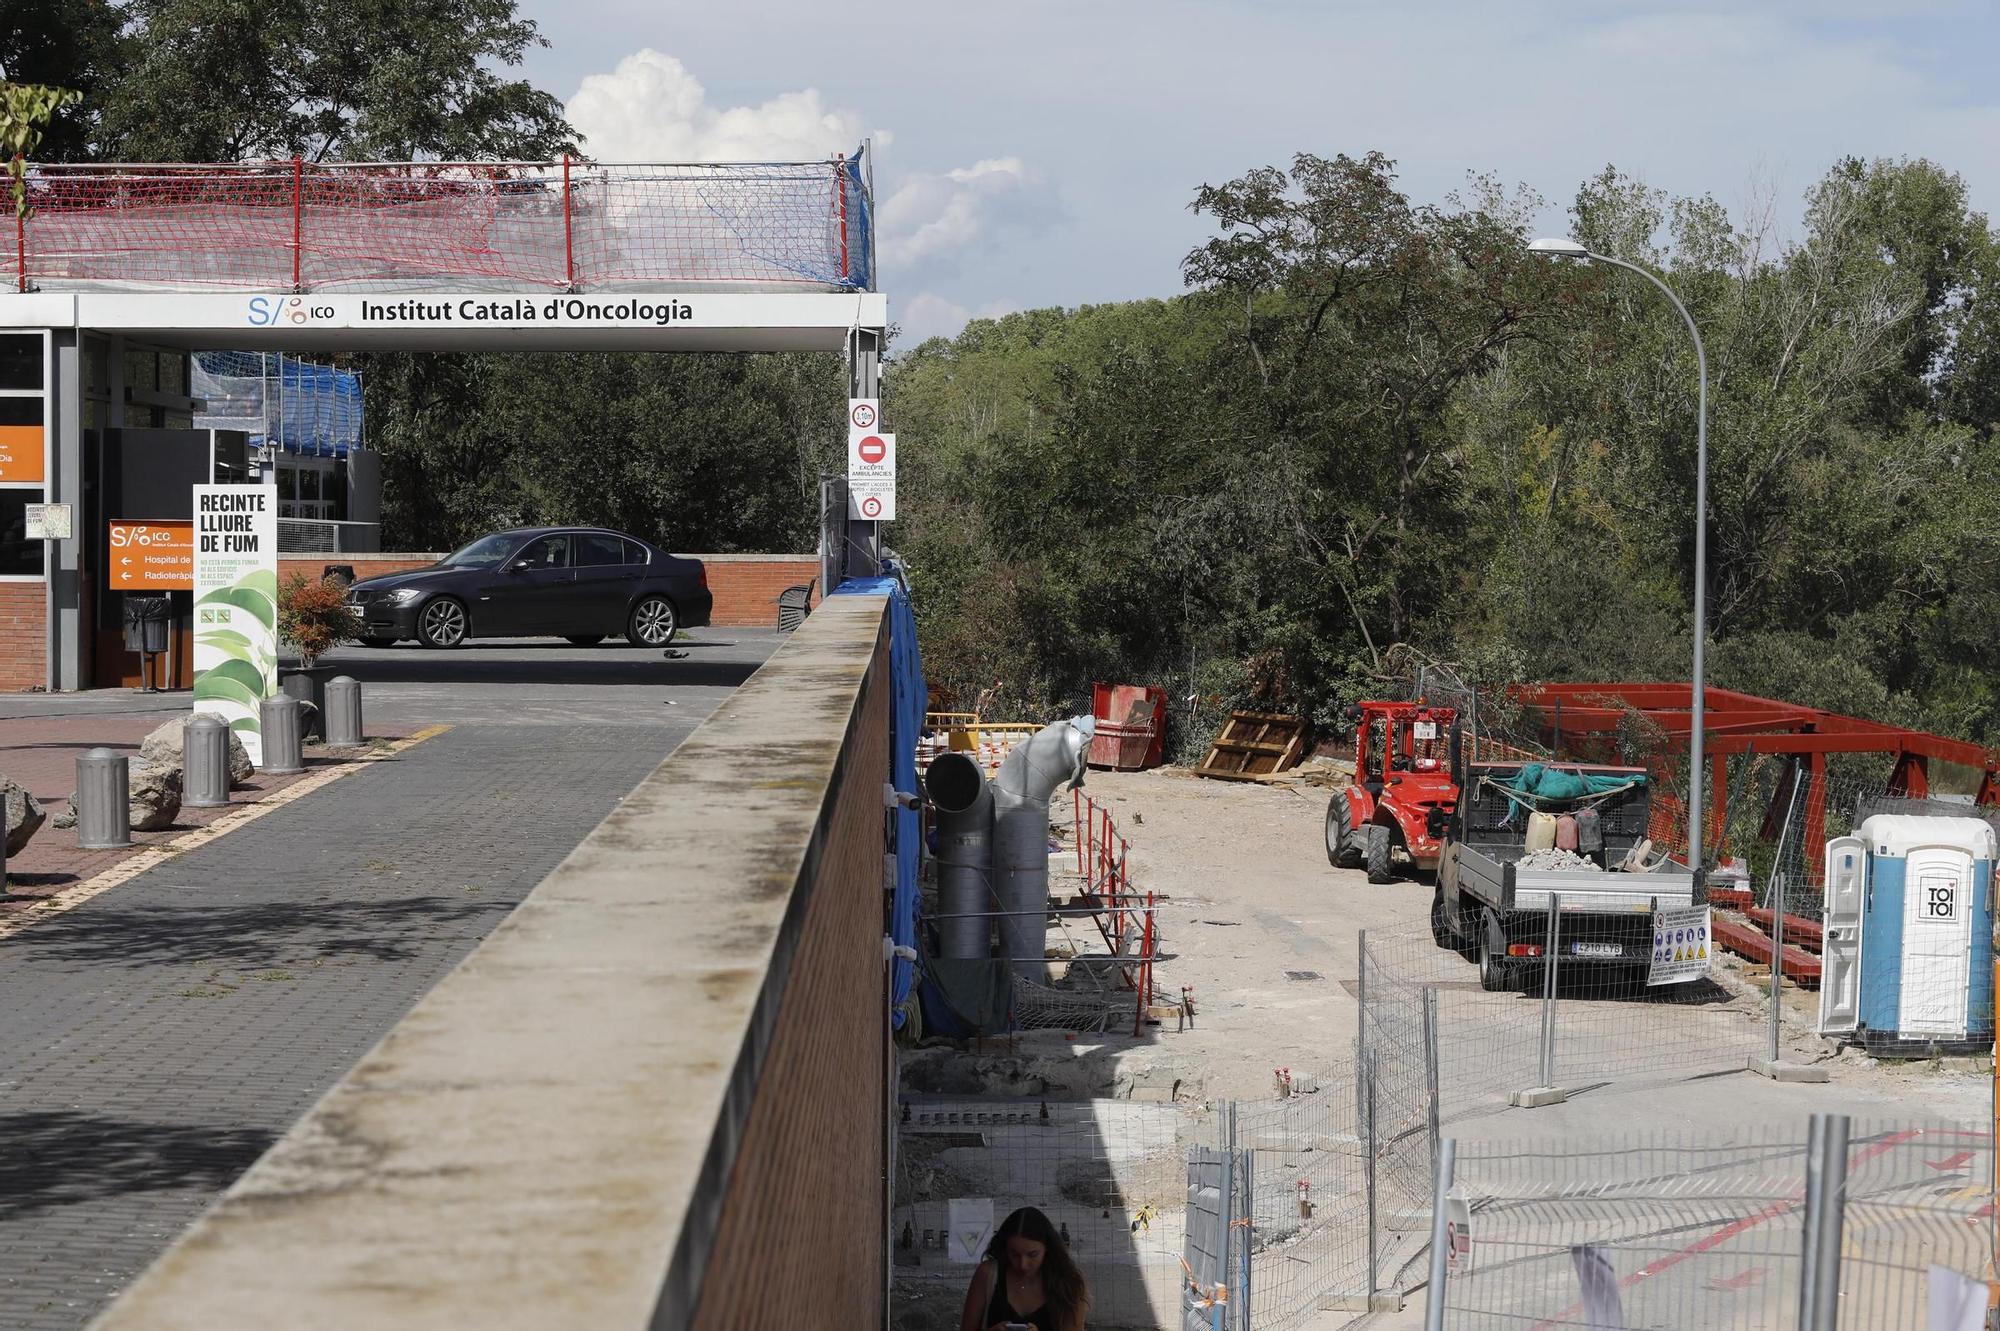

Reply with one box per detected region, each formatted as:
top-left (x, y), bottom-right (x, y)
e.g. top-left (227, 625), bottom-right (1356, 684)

top-left (279, 554), bottom-right (819, 629)
top-left (0, 584), bottom-right (45, 690)
top-left (689, 634), bottom-right (887, 1330)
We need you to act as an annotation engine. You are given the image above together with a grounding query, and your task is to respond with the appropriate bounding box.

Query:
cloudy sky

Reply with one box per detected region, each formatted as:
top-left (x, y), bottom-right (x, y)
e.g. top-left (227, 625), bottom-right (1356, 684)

top-left (515, 1), bottom-right (2000, 343)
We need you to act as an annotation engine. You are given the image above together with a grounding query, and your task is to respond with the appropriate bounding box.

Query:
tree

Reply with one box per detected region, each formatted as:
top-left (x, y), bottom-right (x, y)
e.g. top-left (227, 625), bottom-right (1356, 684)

top-left (0, 0), bottom-right (126, 162)
top-left (96, 0), bottom-right (574, 161)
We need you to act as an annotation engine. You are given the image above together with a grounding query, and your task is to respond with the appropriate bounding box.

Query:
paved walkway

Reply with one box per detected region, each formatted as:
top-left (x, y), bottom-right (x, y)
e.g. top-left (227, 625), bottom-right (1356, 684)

top-left (1, 704), bottom-right (412, 901)
top-left (0, 632), bottom-right (782, 1330)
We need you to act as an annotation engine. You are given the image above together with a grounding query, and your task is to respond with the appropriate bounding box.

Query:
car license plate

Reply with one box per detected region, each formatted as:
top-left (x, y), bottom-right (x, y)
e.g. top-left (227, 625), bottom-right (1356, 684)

top-left (1571, 941), bottom-right (1622, 958)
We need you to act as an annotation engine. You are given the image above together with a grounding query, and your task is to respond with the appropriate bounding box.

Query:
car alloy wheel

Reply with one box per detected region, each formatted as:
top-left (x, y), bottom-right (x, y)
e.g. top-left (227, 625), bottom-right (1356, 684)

top-left (629, 596), bottom-right (677, 646)
top-left (418, 599), bottom-right (467, 648)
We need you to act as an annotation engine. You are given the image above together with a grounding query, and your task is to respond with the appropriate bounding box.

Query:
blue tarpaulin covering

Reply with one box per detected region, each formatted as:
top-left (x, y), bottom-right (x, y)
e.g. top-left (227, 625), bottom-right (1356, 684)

top-left (842, 147), bottom-right (874, 290)
top-left (831, 566), bottom-right (924, 1028)
top-left (277, 359), bottom-right (362, 457)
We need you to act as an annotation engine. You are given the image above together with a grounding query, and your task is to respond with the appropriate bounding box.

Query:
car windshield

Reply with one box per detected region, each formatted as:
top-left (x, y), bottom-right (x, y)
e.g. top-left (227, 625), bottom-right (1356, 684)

top-left (440, 534), bottom-right (520, 569)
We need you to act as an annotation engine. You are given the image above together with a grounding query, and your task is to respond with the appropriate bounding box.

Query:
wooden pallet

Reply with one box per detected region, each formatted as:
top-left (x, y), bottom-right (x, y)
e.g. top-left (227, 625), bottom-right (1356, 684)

top-left (1194, 710), bottom-right (1307, 782)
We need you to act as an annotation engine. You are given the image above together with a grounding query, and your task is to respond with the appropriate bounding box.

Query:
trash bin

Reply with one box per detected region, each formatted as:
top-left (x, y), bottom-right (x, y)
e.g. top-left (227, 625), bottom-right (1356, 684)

top-left (122, 594), bottom-right (173, 654)
top-left (322, 564), bottom-right (356, 588)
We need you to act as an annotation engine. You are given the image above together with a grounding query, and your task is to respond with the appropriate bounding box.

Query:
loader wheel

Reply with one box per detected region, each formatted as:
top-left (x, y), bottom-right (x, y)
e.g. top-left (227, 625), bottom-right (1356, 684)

top-left (1326, 797), bottom-right (1361, 869)
top-left (1366, 824), bottom-right (1394, 884)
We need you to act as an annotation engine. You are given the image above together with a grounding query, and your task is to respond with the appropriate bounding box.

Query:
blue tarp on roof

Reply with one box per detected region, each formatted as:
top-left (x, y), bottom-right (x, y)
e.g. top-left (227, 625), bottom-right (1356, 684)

top-left (830, 565), bottom-right (924, 1028)
top-left (277, 359), bottom-right (362, 457)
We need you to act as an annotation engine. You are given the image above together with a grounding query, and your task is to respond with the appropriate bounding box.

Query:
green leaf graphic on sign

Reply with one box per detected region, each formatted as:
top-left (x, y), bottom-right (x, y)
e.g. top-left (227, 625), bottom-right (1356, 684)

top-left (194, 632), bottom-right (260, 667)
top-left (238, 567), bottom-right (279, 603)
top-left (194, 674), bottom-right (263, 712)
top-left (196, 585), bottom-right (276, 631)
top-left (195, 657), bottom-right (269, 701)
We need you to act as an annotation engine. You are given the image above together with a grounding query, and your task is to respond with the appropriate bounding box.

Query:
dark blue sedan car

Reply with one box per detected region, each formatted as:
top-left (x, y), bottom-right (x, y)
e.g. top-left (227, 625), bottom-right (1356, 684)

top-left (345, 527), bottom-right (712, 649)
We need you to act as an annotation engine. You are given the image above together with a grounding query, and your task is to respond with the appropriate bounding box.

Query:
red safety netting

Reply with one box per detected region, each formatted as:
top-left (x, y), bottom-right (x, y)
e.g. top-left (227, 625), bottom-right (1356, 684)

top-left (4, 158), bottom-right (872, 292)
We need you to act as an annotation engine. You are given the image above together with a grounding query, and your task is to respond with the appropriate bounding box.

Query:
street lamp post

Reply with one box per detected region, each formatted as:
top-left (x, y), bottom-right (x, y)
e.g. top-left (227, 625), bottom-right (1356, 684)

top-left (1527, 237), bottom-right (1709, 882)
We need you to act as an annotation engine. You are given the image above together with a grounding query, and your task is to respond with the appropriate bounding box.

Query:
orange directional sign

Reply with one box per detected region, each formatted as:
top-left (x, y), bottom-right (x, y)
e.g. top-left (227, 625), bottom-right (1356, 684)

top-left (108, 520), bottom-right (194, 590)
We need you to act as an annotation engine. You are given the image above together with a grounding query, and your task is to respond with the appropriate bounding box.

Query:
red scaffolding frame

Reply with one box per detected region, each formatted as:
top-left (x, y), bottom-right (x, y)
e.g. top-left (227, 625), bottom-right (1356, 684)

top-left (1511, 682), bottom-right (2000, 871)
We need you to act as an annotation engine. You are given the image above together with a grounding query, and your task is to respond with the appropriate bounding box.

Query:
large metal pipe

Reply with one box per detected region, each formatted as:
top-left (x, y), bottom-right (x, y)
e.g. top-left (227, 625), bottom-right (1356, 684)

top-left (992, 716), bottom-right (1096, 976)
top-left (925, 752), bottom-right (994, 960)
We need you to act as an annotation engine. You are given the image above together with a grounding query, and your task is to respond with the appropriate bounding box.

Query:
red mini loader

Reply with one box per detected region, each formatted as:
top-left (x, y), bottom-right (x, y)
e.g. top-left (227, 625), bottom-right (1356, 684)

top-left (1325, 700), bottom-right (1460, 883)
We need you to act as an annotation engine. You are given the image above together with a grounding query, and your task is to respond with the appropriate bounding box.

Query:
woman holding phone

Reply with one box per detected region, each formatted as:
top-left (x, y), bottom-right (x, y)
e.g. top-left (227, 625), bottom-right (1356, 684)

top-left (959, 1205), bottom-right (1090, 1331)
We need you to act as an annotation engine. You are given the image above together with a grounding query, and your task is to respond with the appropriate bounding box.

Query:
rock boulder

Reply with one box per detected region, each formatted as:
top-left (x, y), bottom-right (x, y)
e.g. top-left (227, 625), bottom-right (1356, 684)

top-left (3, 776), bottom-right (45, 855)
top-left (139, 715), bottom-right (253, 787)
top-left (127, 761), bottom-right (182, 832)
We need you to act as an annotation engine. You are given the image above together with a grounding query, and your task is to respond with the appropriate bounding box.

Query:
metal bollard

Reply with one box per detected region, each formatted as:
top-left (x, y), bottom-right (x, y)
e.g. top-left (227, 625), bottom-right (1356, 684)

top-left (77, 748), bottom-right (132, 849)
top-left (183, 714), bottom-right (230, 807)
top-left (325, 676), bottom-right (363, 748)
top-left (259, 695), bottom-right (305, 775)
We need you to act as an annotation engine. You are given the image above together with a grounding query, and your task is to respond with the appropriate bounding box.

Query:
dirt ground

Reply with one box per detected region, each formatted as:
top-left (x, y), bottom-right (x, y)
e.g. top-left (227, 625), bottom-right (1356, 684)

top-left (1059, 762), bottom-right (1991, 1122)
top-left (899, 762), bottom-right (1991, 1330)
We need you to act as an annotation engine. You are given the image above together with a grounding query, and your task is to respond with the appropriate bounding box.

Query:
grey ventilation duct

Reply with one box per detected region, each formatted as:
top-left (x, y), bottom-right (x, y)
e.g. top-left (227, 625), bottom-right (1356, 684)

top-left (924, 751), bottom-right (994, 960)
top-left (991, 715), bottom-right (1096, 976)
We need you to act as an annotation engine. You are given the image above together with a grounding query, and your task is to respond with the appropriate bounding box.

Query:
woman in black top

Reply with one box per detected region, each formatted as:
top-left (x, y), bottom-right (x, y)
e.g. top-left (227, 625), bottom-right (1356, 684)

top-left (959, 1206), bottom-right (1090, 1331)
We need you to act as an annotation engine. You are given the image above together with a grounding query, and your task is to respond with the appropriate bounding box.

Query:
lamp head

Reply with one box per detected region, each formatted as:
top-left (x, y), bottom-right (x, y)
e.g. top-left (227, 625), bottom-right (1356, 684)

top-left (1527, 237), bottom-right (1590, 259)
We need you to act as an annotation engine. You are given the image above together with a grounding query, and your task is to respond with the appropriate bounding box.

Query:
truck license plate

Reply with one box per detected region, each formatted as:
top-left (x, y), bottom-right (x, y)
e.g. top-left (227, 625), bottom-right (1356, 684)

top-left (1571, 942), bottom-right (1622, 958)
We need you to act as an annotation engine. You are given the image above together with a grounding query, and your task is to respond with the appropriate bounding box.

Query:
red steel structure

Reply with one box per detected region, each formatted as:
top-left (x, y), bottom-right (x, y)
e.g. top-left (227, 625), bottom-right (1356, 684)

top-left (1511, 683), bottom-right (2000, 873)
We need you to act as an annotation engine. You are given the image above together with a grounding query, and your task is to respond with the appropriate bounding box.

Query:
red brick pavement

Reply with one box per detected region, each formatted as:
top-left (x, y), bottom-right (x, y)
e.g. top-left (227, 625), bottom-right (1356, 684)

top-left (1, 707), bottom-right (413, 910)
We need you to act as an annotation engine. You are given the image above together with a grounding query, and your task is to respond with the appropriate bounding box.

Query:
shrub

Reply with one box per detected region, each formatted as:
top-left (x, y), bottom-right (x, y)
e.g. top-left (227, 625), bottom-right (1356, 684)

top-left (277, 572), bottom-right (358, 668)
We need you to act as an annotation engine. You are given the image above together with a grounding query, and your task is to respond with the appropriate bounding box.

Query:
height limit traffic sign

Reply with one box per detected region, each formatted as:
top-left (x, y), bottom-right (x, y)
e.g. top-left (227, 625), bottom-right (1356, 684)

top-left (847, 397), bottom-right (895, 521)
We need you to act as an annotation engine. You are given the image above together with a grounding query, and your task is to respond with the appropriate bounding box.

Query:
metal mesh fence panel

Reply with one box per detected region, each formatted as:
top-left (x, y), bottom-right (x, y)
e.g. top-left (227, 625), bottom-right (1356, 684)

top-left (14, 160), bottom-right (868, 292)
top-left (1439, 1116), bottom-right (1994, 1330)
top-left (893, 1095), bottom-right (1204, 1330)
top-left (1362, 923), bottom-right (1763, 1120)
top-left (1236, 1084), bottom-right (1370, 1326)
top-left (1837, 1119), bottom-right (1996, 1329)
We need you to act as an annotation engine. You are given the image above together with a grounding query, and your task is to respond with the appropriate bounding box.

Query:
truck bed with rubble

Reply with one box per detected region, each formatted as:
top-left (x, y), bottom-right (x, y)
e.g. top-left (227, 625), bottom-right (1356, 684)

top-left (1433, 759), bottom-right (1697, 992)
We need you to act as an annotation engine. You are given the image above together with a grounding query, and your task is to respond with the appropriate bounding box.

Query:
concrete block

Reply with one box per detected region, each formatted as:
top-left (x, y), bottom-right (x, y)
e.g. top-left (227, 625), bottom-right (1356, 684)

top-left (1509, 1086), bottom-right (1569, 1108)
top-left (1748, 1056), bottom-right (1830, 1083)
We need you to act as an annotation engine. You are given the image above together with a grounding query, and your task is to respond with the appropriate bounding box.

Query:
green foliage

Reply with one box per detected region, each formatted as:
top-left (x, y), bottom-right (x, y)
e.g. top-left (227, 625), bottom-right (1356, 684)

top-left (89, 0), bottom-right (572, 161)
top-left (894, 151), bottom-right (2000, 759)
top-left (359, 350), bottom-right (847, 555)
top-left (0, 81), bottom-right (81, 216)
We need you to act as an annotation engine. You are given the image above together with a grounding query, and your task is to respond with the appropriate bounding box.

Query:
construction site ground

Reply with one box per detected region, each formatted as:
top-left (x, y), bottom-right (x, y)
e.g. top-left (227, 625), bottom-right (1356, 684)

top-left (902, 763), bottom-right (1992, 1329)
top-left (1058, 763), bottom-right (1988, 1117)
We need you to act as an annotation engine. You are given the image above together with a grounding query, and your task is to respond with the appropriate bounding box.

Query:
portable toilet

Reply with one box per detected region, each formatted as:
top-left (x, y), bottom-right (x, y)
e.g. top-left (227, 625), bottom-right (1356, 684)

top-left (1819, 815), bottom-right (1996, 1053)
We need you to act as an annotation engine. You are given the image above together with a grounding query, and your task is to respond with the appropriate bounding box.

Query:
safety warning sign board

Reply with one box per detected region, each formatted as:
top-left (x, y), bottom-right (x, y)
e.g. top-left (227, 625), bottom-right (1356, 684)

top-left (1648, 905), bottom-right (1712, 986)
top-left (847, 397), bottom-right (896, 520)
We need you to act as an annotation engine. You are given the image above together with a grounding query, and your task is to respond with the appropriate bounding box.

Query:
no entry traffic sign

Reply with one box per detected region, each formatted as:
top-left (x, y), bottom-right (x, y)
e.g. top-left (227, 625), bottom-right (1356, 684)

top-left (857, 434), bottom-right (887, 465)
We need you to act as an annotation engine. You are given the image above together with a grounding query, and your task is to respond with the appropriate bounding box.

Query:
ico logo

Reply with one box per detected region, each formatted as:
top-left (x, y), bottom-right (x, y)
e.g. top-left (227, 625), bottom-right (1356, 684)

top-left (246, 296), bottom-right (336, 326)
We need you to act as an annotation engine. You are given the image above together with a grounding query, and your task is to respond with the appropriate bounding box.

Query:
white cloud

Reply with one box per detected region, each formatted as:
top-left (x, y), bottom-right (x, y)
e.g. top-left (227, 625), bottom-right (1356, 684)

top-left (565, 51), bottom-right (1056, 311)
top-left (879, 158), bottom-right (1042, 273)
top-left (896, 291), bottom-right (1020, 345)
top-left (566, 49), bottom-right (873, 162)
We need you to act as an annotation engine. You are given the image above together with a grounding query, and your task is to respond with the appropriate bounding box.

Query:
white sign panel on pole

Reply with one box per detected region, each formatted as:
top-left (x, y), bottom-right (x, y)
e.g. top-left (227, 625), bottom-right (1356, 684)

top-left (1648, 905), bottom-right (1712, 986)
top-left (847, 425), bottom-right (896, 521)
top-left (24, 503), bottom-right (72, 540)
top-left (946, 1197), bottom-right (993, 1264)
top-left (192, 484), bottom-right (278, 764)
top-left (848, 398), bottom-right (879, 432)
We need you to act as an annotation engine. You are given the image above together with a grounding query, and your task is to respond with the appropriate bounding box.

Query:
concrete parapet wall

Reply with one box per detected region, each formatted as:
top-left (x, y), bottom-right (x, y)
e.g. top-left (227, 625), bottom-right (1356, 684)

top-left (89, 594), bottom-right (892, 1330)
